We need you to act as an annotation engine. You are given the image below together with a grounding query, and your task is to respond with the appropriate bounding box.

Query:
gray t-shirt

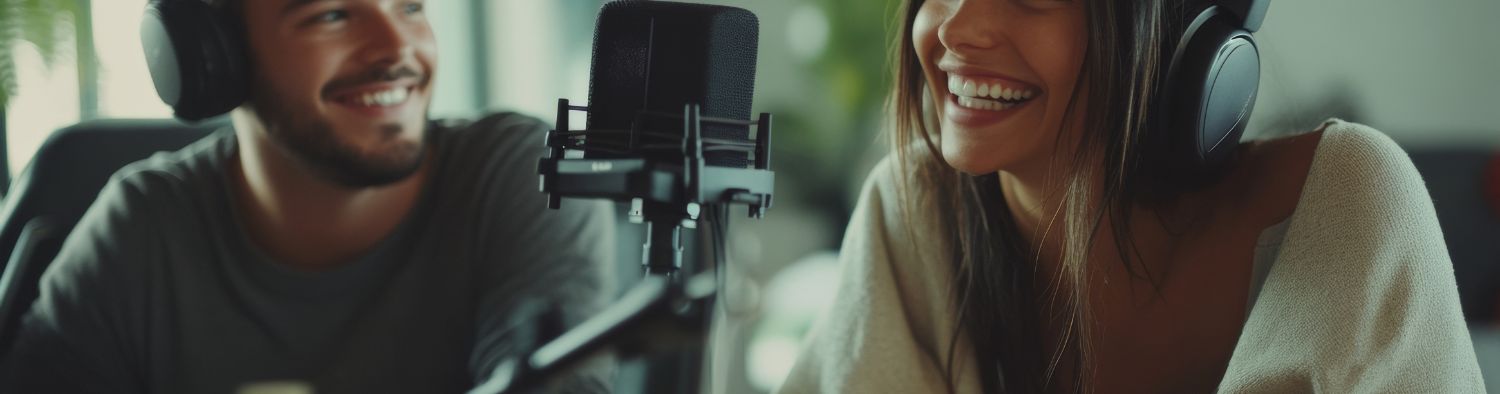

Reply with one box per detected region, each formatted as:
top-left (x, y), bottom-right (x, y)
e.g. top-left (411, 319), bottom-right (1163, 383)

top-left (2, 113), bottom-right (616, 393)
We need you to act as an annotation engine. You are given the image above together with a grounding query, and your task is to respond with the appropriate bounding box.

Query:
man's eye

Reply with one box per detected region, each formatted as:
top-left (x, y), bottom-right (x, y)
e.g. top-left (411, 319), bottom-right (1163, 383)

top-left (404, 2), bottom-right (424, 15)
top-left (312, 10), bottom-right (349, 24)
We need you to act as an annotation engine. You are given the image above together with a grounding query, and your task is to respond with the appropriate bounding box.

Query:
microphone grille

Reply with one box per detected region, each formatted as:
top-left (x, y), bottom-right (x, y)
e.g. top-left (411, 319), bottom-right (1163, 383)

top-left (586, 1), bottom-right (760, 168)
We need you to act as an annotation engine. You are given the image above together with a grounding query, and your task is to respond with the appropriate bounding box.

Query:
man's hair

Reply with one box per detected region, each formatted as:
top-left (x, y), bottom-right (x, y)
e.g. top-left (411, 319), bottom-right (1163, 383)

top-left (202, 0), bottom-right (241, 16)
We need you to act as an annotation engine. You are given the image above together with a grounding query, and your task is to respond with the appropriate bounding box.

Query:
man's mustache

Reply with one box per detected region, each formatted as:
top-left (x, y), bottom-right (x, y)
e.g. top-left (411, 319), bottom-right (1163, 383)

top-left (323, 65), bottom-right (426, 95)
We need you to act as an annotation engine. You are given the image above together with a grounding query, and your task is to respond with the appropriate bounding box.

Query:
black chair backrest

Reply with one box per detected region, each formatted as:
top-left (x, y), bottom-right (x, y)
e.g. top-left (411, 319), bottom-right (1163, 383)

top-left (1408, 148), bottom-right (1500, 323)
top-left (0, 119), bottom-right (218, 355)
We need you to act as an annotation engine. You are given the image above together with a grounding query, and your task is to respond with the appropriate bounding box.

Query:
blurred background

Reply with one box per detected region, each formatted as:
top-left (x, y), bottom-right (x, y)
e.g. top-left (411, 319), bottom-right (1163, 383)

top-left (2, 0), bottom-right (1497, 392)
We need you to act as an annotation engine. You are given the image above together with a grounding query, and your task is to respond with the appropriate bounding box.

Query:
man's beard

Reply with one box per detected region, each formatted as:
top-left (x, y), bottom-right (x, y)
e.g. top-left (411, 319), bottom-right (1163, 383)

top-left (249, 81), bottom-right (426, 189)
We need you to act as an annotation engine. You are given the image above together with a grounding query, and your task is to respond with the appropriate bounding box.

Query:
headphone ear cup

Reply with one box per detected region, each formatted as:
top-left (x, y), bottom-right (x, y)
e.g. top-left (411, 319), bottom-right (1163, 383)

top-left (141, 0), bottom-right (247, 121)
top-left (1157, 7), bottom-right (1260, 186)
top-left (194, 2), bottom-right (250, 117)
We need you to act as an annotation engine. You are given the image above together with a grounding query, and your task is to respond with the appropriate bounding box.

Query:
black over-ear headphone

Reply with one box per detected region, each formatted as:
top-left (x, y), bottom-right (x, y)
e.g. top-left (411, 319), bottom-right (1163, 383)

top-left (141, 0), bottom-right (248, 122)
top-left (1153, 0), bottom-right (1269, 187)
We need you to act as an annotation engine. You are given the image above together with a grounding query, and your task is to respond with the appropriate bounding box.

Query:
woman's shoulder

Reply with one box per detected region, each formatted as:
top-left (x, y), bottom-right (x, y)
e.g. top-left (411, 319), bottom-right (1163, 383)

top-left (1239, 118), bottom-right (1450, 283)
top-left (1288, 118), bottom-right (1424, 185)
top-left (1237, 119), bottom-right (1425, 228)
top-left (845, 154), bottom-right (958, 284)
top-left (853, 155), bottom-right (926, 224)
top-left (1222, 123), bottom-right (1482, 391)
top-left (860, 155), bottom-right (910, 197)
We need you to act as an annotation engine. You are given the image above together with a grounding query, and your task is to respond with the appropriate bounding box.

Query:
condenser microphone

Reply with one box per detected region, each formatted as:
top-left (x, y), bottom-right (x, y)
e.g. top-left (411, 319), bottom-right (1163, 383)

top-left (584, 0), bottom-right (760, 168)
top-left (538, 0), bottom-right (774, 219)
top-left (500, 2), bottom-right (777, 393)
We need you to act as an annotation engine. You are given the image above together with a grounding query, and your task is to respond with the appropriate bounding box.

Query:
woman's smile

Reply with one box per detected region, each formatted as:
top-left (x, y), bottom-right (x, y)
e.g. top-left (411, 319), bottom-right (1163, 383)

top-left (940, 69), bottom-right (1045, 130)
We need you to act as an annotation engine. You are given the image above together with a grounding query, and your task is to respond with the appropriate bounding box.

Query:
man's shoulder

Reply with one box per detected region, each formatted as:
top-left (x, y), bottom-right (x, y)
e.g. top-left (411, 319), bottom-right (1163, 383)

top-left (111, 129), bottom-right (231, 197)
top-left (432, 111), bottom-right (549, 148)
top-left (430, 111), bottom-right (552, 185)
top-left (35, 131), bottom-right (231, 301)
top-left (82, 130), bottom-right (231, 238)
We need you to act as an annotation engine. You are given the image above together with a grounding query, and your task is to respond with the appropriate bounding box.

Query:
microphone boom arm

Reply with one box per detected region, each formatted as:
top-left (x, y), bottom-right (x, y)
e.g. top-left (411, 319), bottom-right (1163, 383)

top-left (474, 98), bottom-right (775, 394)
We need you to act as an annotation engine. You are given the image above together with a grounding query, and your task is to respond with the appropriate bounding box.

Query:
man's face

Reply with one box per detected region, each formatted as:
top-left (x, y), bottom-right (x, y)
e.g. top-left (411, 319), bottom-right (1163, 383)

top-left (240, 0), bottom-right (437, 187)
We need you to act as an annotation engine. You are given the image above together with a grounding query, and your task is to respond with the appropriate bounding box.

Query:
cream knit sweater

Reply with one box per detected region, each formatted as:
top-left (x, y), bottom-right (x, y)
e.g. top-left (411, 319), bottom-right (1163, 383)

top-left (779, 120), bottom-right (1485, 393)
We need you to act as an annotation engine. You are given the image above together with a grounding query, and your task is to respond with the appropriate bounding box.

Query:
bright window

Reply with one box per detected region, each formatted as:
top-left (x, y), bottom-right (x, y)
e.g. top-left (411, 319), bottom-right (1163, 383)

top-left (93, 0), bottom-right (171, 119)
top-left (5, 41), bottom-right (80, 177)
top-left (4, 0), bottom-right (168, 178)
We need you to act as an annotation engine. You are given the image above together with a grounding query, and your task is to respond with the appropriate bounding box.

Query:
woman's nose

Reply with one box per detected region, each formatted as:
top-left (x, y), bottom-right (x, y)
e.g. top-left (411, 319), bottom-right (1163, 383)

top-left (938, 0), bottom-right (1006, 54)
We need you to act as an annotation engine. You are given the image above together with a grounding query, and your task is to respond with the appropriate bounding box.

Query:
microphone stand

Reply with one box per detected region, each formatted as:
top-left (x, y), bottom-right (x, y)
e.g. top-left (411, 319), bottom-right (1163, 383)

top-left (470, 99), bottom-right (773, 394)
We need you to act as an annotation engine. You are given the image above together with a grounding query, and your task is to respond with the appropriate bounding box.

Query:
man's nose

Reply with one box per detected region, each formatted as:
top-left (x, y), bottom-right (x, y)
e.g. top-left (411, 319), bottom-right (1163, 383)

top-left (358, 15), bottom-right (417, 67)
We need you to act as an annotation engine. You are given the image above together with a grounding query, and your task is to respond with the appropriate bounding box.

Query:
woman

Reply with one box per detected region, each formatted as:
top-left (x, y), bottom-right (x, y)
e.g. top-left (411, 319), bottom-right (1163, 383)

top-left (780, 0), bottom-right (1484, 392)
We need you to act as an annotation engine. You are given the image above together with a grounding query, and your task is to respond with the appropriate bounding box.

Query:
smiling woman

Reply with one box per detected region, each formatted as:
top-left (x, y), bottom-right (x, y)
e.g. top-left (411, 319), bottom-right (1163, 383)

top-left (778, 0), bottom-right (1486, 392)
top-left (915, 0), bottom-right (1088, 178)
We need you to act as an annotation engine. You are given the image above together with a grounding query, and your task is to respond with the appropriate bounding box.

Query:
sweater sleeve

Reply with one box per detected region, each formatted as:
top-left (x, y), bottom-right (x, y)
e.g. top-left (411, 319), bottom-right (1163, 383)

top-left (778, 158), bottom-right (977, 393)
top-left (1218, 120), bottom-right (1486, 393)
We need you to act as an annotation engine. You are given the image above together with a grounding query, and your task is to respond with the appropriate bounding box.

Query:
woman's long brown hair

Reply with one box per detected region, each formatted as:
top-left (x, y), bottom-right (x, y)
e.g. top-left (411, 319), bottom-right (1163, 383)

top-left (885, 0), bottom-right (1183, 391)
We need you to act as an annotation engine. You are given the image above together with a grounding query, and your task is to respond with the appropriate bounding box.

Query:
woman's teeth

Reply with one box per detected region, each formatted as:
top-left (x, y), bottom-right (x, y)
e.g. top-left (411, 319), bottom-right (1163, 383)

top-left (956, 96), bottom-right (1021, 111)
top-left (354, 87), bottom-right (409, 107)
top-left (946, 75), bottom-right (1036, 112)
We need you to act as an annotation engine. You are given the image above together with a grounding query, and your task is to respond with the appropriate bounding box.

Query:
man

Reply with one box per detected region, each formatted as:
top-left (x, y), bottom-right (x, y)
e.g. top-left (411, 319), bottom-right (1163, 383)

top-left (1, 0), bottom-right (615, 392)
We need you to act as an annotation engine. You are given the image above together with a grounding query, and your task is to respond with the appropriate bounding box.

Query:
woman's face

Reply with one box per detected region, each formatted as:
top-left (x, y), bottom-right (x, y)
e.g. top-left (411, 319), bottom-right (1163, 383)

top-left (913, 0), bottom-right (1088, 175)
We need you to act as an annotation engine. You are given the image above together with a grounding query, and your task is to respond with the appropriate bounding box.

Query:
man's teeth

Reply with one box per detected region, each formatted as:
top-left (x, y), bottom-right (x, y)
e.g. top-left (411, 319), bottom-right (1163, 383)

top-left (356, 88), bottom-right (409, 107)
top-left (946, 75), bottom-right (1036, 102)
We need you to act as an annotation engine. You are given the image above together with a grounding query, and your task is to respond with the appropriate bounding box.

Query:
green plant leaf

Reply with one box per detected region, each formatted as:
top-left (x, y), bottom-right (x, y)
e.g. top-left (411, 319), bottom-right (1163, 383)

top-left (1, 0), bottom-right (81, 109)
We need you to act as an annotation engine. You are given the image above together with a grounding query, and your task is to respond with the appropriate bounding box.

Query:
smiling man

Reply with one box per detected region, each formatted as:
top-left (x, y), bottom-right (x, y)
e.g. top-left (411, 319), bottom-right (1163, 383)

top-left (0, 0), bottom-right (614, 392)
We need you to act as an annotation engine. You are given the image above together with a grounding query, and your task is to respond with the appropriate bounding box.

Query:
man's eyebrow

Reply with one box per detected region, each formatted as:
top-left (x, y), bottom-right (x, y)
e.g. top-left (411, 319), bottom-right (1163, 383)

top-left (281, 0), bottom-right (331, 16)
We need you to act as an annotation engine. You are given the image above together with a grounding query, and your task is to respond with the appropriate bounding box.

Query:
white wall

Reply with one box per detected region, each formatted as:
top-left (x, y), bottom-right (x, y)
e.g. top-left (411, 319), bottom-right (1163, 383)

top-left (427, 0), bottom-right (481, 118)
top-left (1249, 0), bottom-right (1500, 146)
top-left (485, 1), bottom-right (600, 123)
